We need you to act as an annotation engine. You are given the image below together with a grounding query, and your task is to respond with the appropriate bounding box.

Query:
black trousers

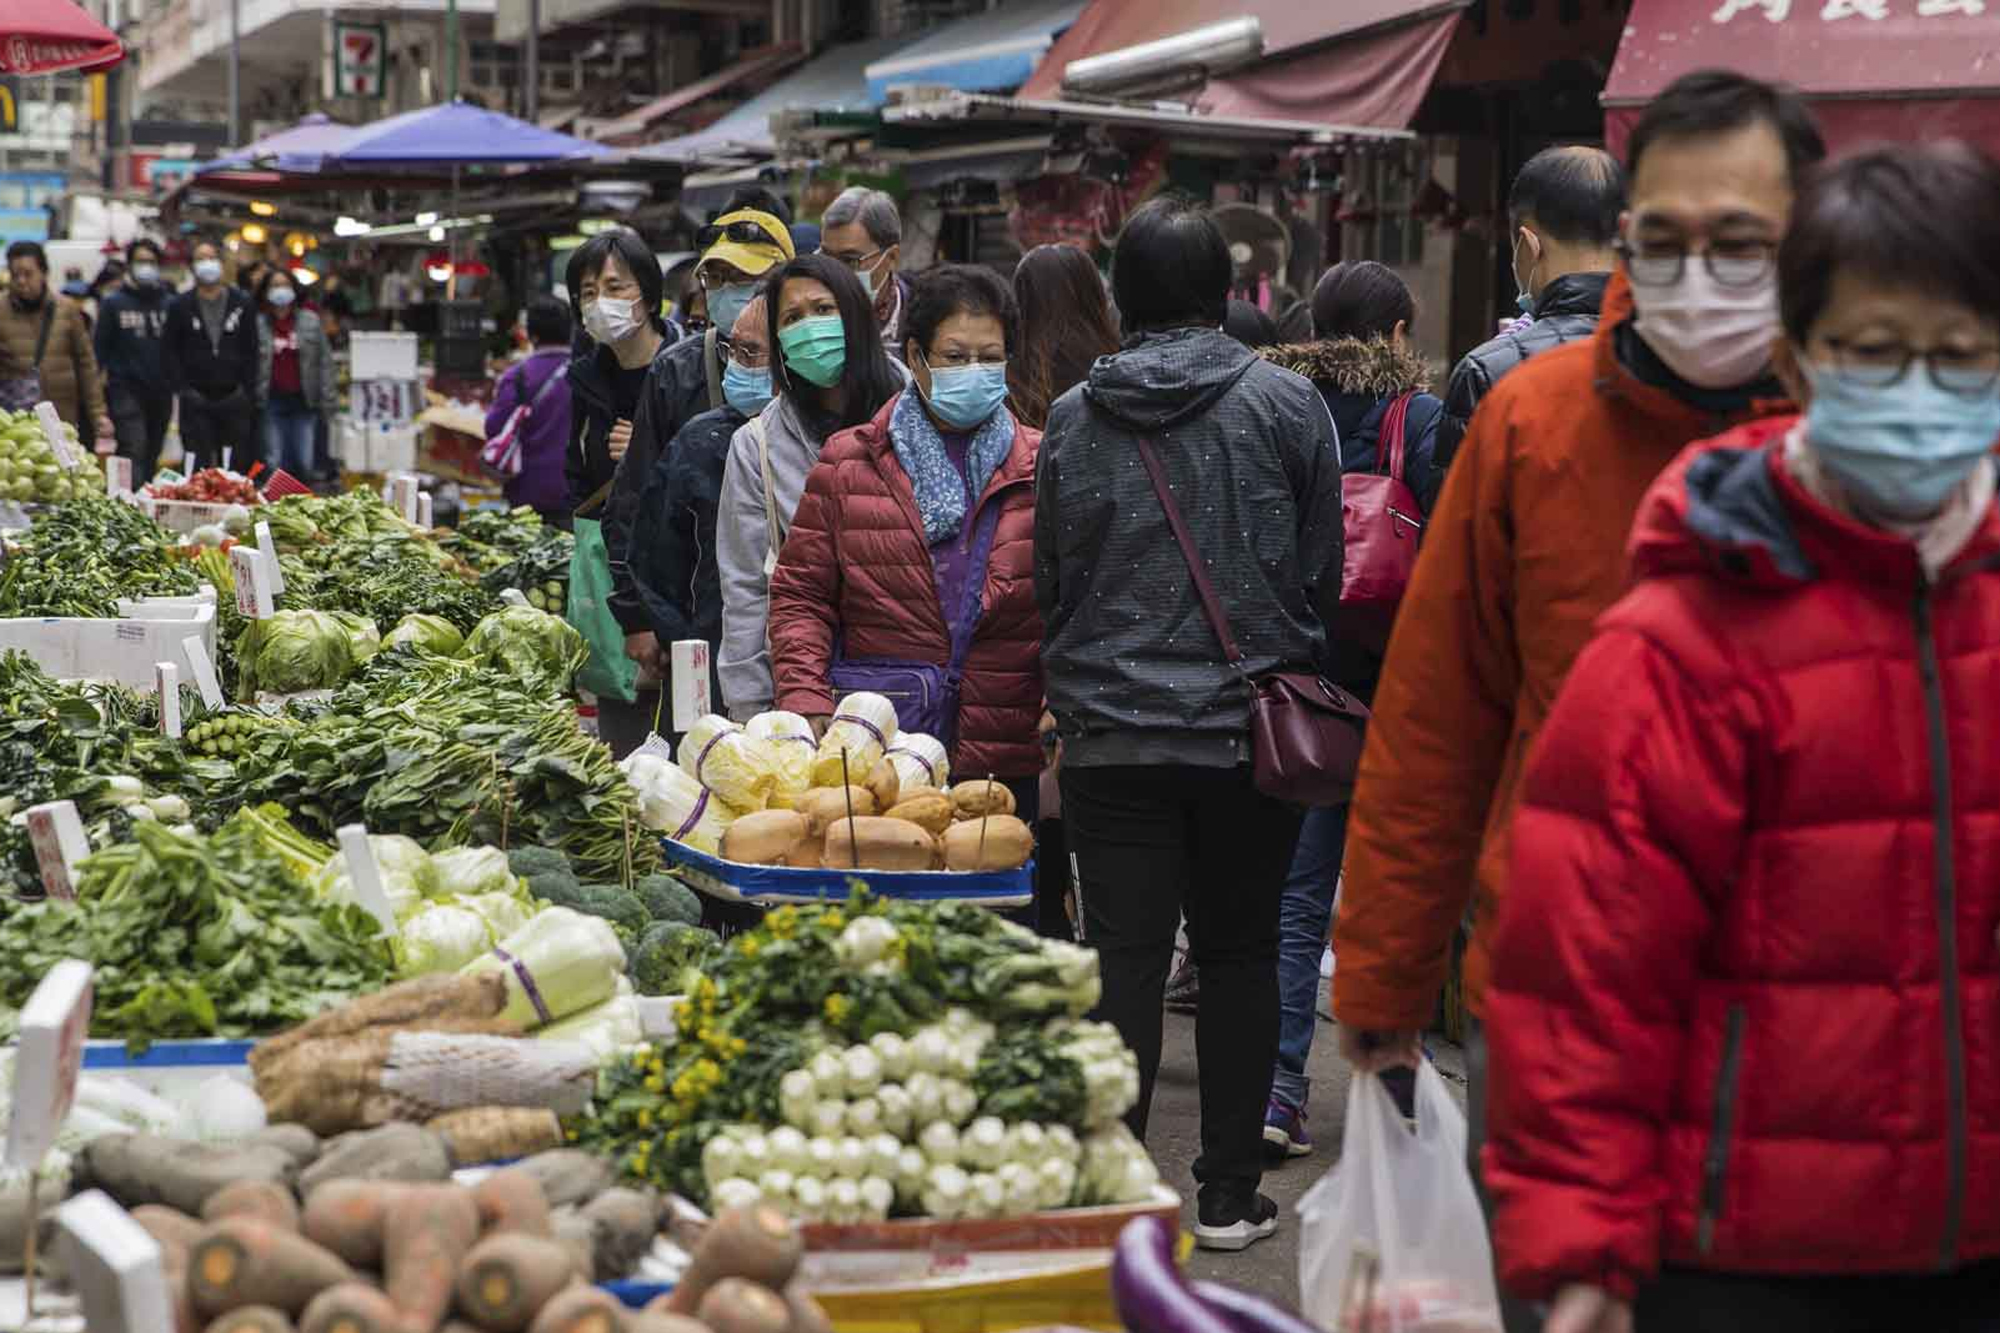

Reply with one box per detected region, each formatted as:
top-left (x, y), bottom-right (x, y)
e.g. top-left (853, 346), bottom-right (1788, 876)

top-left (1636, 1261), bottom-right (2000, 1332)
top-left (177, 387), bottom-right (257, 474)
top-left (108, 381), bottom-right (172, 483)
top-left (1062, 762), bottom-right (1303, 1204)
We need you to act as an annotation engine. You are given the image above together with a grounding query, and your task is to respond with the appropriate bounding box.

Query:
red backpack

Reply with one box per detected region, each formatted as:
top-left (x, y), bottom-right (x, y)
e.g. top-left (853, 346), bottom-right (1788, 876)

top-left (1338, 391), bottom-right (1423, 653)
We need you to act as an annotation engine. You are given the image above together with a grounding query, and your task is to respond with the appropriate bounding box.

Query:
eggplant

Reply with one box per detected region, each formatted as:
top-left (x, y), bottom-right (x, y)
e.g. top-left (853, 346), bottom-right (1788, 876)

top-left (1188, 1280), bottom-right (1327, 1333)
top-left (1110, 1217), bottom-right (1236, 1333)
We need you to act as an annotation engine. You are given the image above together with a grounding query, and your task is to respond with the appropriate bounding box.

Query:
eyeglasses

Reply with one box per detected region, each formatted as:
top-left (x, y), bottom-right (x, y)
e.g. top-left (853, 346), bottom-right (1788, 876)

top-left (1616, 238), bottom-right (1777, 289)
top-left (818, 246), bottom-right (886, 273)
top-left (1820, 336), bottom-right (2000, 396)
top-left (924, 348), bottom-right (1005, 370)
top-left (697, 219), bottom-right (784, 252)
top-left (717, 335), bottom-right (770, 369)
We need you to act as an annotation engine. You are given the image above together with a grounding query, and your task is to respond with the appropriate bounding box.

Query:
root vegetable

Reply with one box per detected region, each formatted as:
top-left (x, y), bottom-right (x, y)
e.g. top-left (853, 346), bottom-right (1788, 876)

top-left (948, 781), bottom-right (1014, 821)
top-left (516, 1150), bottom-right (614, 1209)
top-left (547, 1208), bottom-right (595, 1281)
top-left (455, 1233), bottom-right (579, 1332)
top-left (664, 1206), bottom-right (801, 1317)
top-left (472, 1168), bottom-right (554, 1238)
top-left (79, 1133), bottom-right (299, 1216)
top-left (579, 1188), bottom-right (657, 1281)
top-left (204, 1306), bottom-right (295, 1333)
top-left (298, 1125), bottom-right (451, 1195)
top-left (863, 759), bottom-right (900, 811)
top-left (246, 1126), bottom-right (323, 1170)
top-left (782, 1285), bottom-right (833, 1333)
top-left (188, 1217), bottom-right (357, 1317)
top-left (249, 975), bottom-right (511, 1076)
top-left (134, 1205), bottom-right (207, 1263)
top-left (822, 817), bottom-right (935, 872)
top-left (525, 1286), bottom-right (627, 1333)
top-left (428, 1108), bottom-right (563, 1168)
top-left (695, 1278), bottom-right (790, 1333)
top-left (939, 816), bottom-right (1034, 871)
top-left (299, 1180), bottom-right (401, 1268)
top-left (203, 1181), bottom-right (302, 1232)
top-left (297, 1282), bottom-right (401, 1333)
top-left (383, 1183), bottom-right (480, 1332)
top-left (721, 811), bottom-right (811, 866)
top-left (630, 1314), bottom-right (709, 1333)
top-left (795, 788), bottom-right (876, 838)
top-left (883, 793), bottom-right (952, 838)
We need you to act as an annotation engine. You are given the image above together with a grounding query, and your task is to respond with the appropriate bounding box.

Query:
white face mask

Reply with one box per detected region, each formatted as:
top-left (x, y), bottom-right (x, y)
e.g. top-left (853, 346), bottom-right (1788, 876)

top-left (1629, 260), bottom-right (1780, 391)
top-left (583, 295), bottom-right (642, 345)
top-left (193, 258), bottom-right (223, 286)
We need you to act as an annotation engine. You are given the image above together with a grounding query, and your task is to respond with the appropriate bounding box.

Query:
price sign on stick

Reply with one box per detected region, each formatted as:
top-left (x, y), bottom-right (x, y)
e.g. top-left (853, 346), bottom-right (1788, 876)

top-left (416, 492), bottom-right (433, 528)
top-left (55, 1190), bottom-right (175, 1333)
top-left (181, 636), bottom-right (224, 710)
top-left (24, 801), bottom-right (88, 902)
top-left (391, 474), bottom-right (420, 525)
top-left (337, 825), bottom-right (400, 935)
top-left (155, 663), bottom-right (182, 738)
top-left (671, 640), bottom-right (711, 733)
top-left (105, 455), bottom-right (133, 497)
top-left (229, 546), bottom-right (275, 619)
top-left (7, 960), bottom-right (93, 1169)
top-left (35, 403), bottom-right (77, 472)
top-left (254, 520), bottom-right (286, 596)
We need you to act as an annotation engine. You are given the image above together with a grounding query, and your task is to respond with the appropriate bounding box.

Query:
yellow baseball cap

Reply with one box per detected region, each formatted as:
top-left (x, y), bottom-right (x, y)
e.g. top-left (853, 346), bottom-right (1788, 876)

top-left (696, 208), bottom-right (794, 281)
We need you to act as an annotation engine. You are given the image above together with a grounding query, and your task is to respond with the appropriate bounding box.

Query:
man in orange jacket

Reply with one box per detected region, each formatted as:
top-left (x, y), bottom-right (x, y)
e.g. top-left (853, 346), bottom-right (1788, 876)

top-left (1332, 68), bottom-right (1825, 1331)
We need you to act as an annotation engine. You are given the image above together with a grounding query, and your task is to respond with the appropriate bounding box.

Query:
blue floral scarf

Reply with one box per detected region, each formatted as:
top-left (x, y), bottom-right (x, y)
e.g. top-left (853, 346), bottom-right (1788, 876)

top-left (889, 388), bottom-right (1015, 545)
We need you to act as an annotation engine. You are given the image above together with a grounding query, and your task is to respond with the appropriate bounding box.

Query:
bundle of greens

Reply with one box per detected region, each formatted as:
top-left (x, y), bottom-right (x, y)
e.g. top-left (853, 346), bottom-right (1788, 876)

top-left (0, 492), bottom-right (198, 617)
top-left (459, 605), bottom-right (585, 693)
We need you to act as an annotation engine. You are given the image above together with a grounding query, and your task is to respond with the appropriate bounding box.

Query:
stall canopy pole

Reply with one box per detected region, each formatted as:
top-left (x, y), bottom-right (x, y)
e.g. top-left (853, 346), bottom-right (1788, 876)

top-left (525, 0), bottom-right (540, 120)
top-left (446, 0), bottom-right (460, 101)
top-left (227, 0), bottom-right (240, 145)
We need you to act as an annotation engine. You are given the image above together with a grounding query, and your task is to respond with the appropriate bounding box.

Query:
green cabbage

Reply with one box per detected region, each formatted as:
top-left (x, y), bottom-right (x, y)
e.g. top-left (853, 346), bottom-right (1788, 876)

top-left (328, 611), bottom-right (382, 666)
top-left (385, 613), bottom-right (465, 656)
top-left (430, 846), bottom-right (516, 899)
top-left (459, 605), bottom-right (586, 692)
top-left (458, 889), bottom-right (535, 942)
top-left (311, 834), bottom-right (437, 919)
top-left (241, 609), bottom-right (354, 694)
top-left (394, 903), bottom-right (491, 976)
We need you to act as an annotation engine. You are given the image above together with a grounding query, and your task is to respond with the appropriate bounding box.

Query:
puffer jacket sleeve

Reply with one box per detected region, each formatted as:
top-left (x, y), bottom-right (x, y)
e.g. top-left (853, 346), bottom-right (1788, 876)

top-left (69, 305), bottom-right (105, 427)
top-left (255, 315), bottom-right (273, 408)
top-left (313, 315), bottom-right (337, 417)
top-left (716, 422), bottom-right (775, 719)
top-left (1485, 623), bottom-right (1745, 1303)
top-left (1290, 384), bottom-right (1345, 639)
top-left (1033, 397), bottom-right (1071, 644)
top-left (766, 454), bottom-right (844, 720)
top-left (631, 444), bottom-right (692, 645)
top-left (1332, 396), bottom-right (1522, 1031)
top-left (1436, 351), bottom-right (1489, 484)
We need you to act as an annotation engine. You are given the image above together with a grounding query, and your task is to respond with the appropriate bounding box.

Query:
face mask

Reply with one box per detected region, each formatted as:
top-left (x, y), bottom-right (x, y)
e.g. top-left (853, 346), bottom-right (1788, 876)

top-left (1802, 360), bottom-right (2000, 522)
top-left (583, 295), bottom-right (641, 345)
top-left (1511, 230), bottom-right (1538, 317)
top-left (131, 263), bottom-right (160, 287)
top-left (780, 315), bottom-right (848, 388)
top-left (705, 283), bottom-right (759, 337)
top-left (193, 259), bottom-right (223, 286)
top-left (268, 286), bottom-right (296, 310)
top-left (922, 357), bottom-right (1009, 431)
top-left (723, 361), bottom-right (774, 417)
top-left (860, 255), bottom-right (889, 300)
top-left (1629, 260), bottom-right (1780, 391)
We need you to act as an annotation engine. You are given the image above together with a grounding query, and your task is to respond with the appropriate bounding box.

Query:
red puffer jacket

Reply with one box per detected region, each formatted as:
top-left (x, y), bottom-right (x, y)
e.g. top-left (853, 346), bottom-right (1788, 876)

top-left (767, 393), bottom-right (1044, 778)
top-left (1486, 419), bottom-right (2000, 1302)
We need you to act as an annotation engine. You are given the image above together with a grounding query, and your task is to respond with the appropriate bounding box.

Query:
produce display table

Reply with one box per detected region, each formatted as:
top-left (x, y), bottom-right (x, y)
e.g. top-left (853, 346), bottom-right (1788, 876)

top-left (658, 839), bottom-right (1033, 909)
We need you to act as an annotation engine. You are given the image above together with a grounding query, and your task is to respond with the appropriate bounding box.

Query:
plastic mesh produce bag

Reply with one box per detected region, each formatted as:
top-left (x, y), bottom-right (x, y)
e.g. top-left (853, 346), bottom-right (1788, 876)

top-left (746, 711), bottom-right (817, 808)
top-left (376, 1031), bottom-right (599, 1119)
top-left (622, 752), bottom-right (735, 854)
top-left (885, 732), bottom-right (950, 794)
top-left (677, 713), bottom-right (782, 813)
top-left (810, 692), bottom-right (900, 788)
top-left (1299, 1064), bottom-right (1501, 1333)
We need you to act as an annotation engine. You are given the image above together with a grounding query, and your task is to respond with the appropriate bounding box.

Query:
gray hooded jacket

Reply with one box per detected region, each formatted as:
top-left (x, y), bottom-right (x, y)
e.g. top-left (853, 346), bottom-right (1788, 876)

top-left (716, 394), bottom-right (819, 719)
top-left (1036, 326), bottom-right (1344, 768)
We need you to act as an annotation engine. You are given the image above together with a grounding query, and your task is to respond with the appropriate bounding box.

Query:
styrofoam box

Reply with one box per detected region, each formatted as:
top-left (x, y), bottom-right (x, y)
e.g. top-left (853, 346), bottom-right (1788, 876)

top-left (0, 600), bottom-right (217, 690)
top-left (350, 331), bottom-right (421, 381)
top-left (372, 424), bottom-right (418, 475)
top-left (334, 415), bottom-right (369, 471)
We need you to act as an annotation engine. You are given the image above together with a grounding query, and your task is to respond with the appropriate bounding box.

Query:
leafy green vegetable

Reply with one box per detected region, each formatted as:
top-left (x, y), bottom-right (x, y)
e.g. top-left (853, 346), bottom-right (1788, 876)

top-left (633, 874), bottom-right (701, 926)
top-left (385, 613), bottom-right (465, 656)
top-left (0, 492), bottom-right (197, 618)
top-left (569, 883), bottom-right (650, 941)
top-left (238, 609), bottom-right (357, 695)
top-left (429, 846), bottom-right (516, 898)
top-left (628, 920), bottom-right (721, 995)
top-left (508, 845), bottom-right (572, 880)
top-left (459, 605), bottom-right (586, 694)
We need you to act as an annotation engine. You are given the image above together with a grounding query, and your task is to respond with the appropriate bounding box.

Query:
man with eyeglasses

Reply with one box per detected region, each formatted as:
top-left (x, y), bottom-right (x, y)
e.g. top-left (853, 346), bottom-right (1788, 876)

top-left (819, 186), bottom-right (909, 353)
top-left (1329, 69), bottom-right (1825, 1333)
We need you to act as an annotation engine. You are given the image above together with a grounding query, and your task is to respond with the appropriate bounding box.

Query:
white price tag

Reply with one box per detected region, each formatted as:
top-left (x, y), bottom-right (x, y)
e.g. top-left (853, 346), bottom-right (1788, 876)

top-left (105, 455), bottom-right (133, 497)
top-left (336, 825), bottom-right (400, 935)
top-left (229, 546), bottom-right (275, 619)
top-left (180, 636), bottom-right (224, 709)
top-left (55, 1190), bottom-right (175, 1333)
top-left (416, 492), bottom-right (433, 529)
top-left (6, 959), bottom-right (93, 1169)
top-left (254, 520), bottom-right (286, 596)
top-left (392, 475), bottom-right (420, 525)
top-left (35, 403), bottom-right (77, 472)
top-left (670, 640), bottom-right (712, 733)
top-left (23, 801), bottom-right (88, 903)
top-left (155, 662), bottom-right (181, 738)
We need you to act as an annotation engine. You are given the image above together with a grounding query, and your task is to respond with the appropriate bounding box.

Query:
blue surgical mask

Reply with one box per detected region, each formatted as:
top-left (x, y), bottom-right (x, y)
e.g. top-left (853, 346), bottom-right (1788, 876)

top-left (194, 258), bottom-right (224, 286)
top-left (706, 283), bottom-right (759, 338)
top-left (922, 358), bottom-right (1009, 431)
top-left (723, 360), bottom-right (773, 417)
top-left (1803, 360), bottom-right (2000, 522)
top-left (131, 263), bottom-right (160, 287)
top-left (268, 286), bottom-right (296, 310)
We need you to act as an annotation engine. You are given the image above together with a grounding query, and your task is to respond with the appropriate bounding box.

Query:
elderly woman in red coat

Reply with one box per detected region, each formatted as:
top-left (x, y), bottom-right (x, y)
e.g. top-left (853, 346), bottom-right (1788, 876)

top-left (767, 264), bottom-right (1043, 811)
top-left (1486, 142), bottom-right (2000, 1333)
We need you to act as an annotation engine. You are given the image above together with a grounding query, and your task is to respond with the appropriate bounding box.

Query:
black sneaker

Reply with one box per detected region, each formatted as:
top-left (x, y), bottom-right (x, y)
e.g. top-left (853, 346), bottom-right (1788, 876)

top-left (1164, 956), bottom-right (1200, 1012)
top-left (1193, 1191), bottom-right (1279, 1252)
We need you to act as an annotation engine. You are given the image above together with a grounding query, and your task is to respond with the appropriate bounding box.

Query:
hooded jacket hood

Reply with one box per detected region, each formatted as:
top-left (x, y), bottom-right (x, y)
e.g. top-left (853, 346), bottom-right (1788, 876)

top-left (1259, 337), bottom-right (1431, 399)
top-left (1084, 326), bottom-right (1256, 432)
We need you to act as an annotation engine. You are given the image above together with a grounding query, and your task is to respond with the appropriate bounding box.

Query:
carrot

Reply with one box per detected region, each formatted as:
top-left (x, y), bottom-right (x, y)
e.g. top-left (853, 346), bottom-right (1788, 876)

top-left (135, 1204), bottom-right (208, 1266)
top-left (664, 1206), bottom-right (800, 1316)
top-left (297, 1282), bottom-right (402, 1333)
top-left (203, 1181), bottom-right (302, 1233)
top-left (525, 1286), bottom-right (627, 1333)
top-left (695, 1278), bottom-right (790, 1333)
top-left (382, 1184), bottom-right (480, 1332)
top-left (472, 1169), bottom-right (554, 1239)
top-left (300, 1181), bottom-right (403, 1269)
top-left (454, 1233), bottom-right (578, 1332)
top-left (167, 1258), bottom-right (202, 1333)
top-left (204, 1305), bottom-right (296, 1333)
top-left (782, 1285), bottom-right (832, 1333)
top-left (188, 1217), bottom-right (357, 1318)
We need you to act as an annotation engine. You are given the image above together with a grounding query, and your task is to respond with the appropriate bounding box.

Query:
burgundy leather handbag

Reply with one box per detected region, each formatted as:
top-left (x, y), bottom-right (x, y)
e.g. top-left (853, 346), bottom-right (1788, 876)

top-left (1136, 437), bottom-right (1370, 807)
top-left (1339, 391), bottom-right (1424, 653)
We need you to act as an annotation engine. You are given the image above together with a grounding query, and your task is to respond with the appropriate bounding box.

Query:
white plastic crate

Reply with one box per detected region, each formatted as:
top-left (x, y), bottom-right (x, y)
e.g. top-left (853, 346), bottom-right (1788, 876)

top-left (349, 331), bottom-right (420, 380)
top-left (334, 415), bottom-right (369, 471)
top-left (371, 424), bottom-right (419, 475)
top-left (138, 496), bottom-right (254, 536)
top-left (0, 600), bottom-right (217, 690)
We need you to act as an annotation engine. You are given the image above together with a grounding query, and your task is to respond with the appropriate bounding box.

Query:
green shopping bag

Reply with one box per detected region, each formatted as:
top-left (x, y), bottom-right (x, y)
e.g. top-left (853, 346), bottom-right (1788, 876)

top-left (568, 516), bottom-right (639, 703)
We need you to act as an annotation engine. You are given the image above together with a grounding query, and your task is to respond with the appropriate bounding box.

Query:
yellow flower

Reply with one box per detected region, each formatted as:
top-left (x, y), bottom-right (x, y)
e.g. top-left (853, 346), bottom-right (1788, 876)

top-left (643, 1074), bottom-right (665, 1094)
top-left (638, 1108), bottom-right (654, 1129)
top-left (736, 935), bottom-right (762, 958)
top-left (823, 909), bottom-right (847, 931)
top-left (823, 993), bottom-right (852, 1025)
top-left (768, 906), bottom-right (799, 938)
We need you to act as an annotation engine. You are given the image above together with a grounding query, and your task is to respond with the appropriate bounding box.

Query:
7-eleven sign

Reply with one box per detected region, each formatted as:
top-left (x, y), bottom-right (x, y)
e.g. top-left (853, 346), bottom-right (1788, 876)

top-left (334, 22), bottom-right (386, 98)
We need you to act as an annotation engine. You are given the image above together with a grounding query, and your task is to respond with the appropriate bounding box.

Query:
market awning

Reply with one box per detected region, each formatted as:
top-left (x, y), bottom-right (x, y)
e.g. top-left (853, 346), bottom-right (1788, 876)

top-left (865, 0), bottom-right (1089, 106)
top-left (592, 43), bottom-right (808, 143)
top-left (882, 90), bottom-right (1413, 148)
top-left (0, 0), bottom-right (124, 75)
top-left (1017, 0), bottom-right (1467, 130)
top-left (1604, 0), bottom-right (2000, 160)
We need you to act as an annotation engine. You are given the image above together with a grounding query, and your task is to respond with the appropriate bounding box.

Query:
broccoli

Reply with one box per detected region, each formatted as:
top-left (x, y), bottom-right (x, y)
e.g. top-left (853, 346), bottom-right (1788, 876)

top-left (509, 845), bottom-right (572, 880)
top-left (571, 883), bottom-right (651, 940)
top-left (628, 921), bottom-right (723, 995)
top-left (526, 870), bottom-right (583, 908)
top-left (632, 873), bottom-right (701, 926)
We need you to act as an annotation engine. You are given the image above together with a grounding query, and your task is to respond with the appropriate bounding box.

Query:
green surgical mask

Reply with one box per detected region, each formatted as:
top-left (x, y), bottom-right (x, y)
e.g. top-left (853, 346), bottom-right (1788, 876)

top-left (779, 314), bottom-right (847, 388)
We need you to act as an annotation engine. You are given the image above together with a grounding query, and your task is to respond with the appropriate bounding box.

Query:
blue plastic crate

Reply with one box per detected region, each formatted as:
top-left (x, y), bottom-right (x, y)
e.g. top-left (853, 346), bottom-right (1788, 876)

top-left (659, 838), bottom-right (1032, 909)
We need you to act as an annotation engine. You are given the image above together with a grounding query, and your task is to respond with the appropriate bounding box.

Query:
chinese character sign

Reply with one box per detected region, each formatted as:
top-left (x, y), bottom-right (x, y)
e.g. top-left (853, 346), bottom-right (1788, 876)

top-left (1714, 0), bottom-right (1986, 15)
top-left (334, 22), bottom-right (386, 97)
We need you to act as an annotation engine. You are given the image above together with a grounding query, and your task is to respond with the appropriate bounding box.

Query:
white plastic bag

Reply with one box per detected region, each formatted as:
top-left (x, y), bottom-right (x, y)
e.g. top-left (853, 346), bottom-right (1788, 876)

top-left (1298, 1064), bottom-right (1502, 1333)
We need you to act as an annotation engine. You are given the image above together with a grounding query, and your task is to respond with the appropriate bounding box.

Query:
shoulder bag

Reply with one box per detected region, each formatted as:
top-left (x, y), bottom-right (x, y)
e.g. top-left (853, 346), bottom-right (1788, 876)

top-left (482, 359), bottom-right (566, 478)
top-left (1338, 391), bottom-right (1424, 653)
top-left (0, 306), bottom-right (58, 413)
top-left (1136, 436), bottom-right (1370, 806)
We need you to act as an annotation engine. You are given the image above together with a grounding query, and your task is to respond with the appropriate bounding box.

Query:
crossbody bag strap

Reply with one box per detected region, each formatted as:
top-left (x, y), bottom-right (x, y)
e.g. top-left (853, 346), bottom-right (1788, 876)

top-left (1378, 390), bottom-right (1414, 480)
top-left (30, 306), bottom-right (55, 369)
top-left (1134, 437), bottom-right (1246, 667)
top-left (754, 417), bottom-right (782, 574)
top-left (703, 326), bottom-right (724, 411)
top-left (946, 496), bottom-right (1007, 676)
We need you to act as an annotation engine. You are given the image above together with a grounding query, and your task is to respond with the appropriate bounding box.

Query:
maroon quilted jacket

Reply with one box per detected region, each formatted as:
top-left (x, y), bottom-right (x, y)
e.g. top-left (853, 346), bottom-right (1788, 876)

top-left (767, 393), bottom-right (1044, 779)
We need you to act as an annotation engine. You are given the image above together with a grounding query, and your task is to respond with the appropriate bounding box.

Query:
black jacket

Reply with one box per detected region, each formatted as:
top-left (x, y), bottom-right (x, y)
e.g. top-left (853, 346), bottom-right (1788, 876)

top-left (161, 285), bottom-right (259, 401)
top-left (94, 282), bottom-right (172, 393)
top-left (631, 403), bottom-right (747, 704)
top-left (604, 329), bottom-right (724, 632)
top-left (565, 340), bottom-right (669, 511)
top-left (1436, 271), bottom-right (1609, 466)
top-left (1036, 327), bottom-right (1344, 769)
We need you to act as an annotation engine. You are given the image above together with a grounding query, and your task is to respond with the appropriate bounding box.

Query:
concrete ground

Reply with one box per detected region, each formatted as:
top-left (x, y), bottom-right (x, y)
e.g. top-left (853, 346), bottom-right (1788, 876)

top-left (1145, 1007), bottom-right (1468, 1310)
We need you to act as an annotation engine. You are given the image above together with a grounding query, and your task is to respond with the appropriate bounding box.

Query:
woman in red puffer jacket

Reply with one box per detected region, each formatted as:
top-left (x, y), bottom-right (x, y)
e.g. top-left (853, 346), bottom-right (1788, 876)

top-left (1486, 143), bottom-right (2000, 1333)
top-left (767, 264), bottom-right (1043, 792)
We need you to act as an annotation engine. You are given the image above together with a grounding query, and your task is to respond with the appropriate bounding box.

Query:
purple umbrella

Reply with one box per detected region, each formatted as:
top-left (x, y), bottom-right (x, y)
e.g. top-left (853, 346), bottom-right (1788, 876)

top-left (198, 112), bottom-right (356, 176)
top-left (322, 99), bottom-right (609, 168)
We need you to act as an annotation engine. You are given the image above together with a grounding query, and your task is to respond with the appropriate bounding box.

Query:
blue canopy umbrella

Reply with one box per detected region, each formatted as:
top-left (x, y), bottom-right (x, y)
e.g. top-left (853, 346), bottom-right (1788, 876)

top-left (199, 112), bottom-right (355, 176)
top-left (321, 99), bottom-right (609, 168)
